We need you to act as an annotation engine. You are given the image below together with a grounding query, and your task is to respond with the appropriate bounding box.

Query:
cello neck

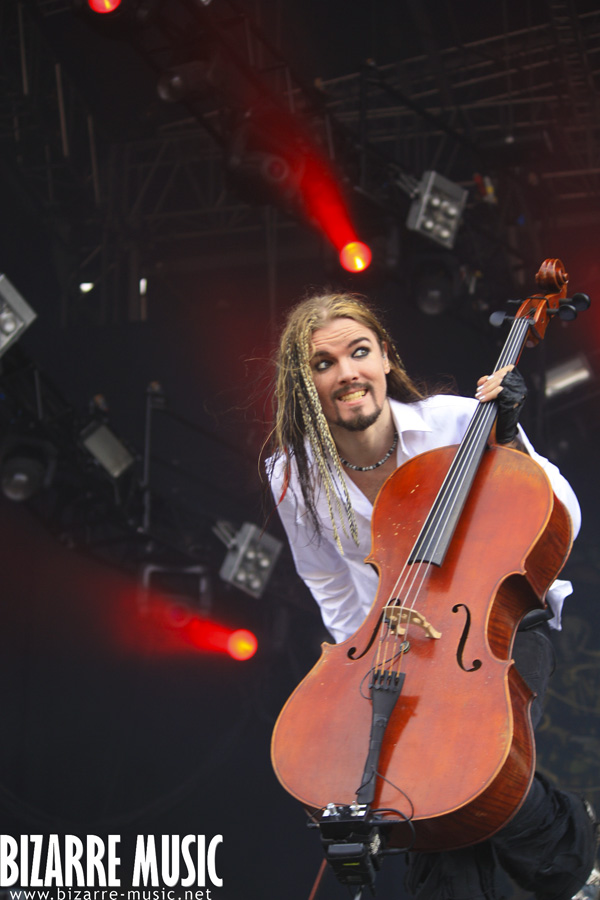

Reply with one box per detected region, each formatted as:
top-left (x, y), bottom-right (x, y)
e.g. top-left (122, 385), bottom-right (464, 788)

top-left (409, 312), bottom-right (533, 567)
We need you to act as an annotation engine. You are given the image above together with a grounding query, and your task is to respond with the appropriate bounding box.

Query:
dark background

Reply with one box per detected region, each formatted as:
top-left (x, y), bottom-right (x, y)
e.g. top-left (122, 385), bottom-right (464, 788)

top-left (0, 1), bottom-right (599, 897)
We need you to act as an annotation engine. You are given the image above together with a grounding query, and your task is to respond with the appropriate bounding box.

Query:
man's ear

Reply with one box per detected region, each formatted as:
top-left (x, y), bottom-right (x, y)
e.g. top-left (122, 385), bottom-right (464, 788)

top-left (382, 342), bottom-right (391, 373)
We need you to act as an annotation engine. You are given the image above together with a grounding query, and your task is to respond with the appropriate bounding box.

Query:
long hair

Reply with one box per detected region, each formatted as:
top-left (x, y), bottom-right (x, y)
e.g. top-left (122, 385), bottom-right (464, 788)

top-left (264, 291), bottom-right (425, 547)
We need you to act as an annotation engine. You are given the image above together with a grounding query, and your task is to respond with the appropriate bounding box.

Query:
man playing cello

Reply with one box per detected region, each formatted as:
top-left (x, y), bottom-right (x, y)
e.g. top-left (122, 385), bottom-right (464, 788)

top-left (266, 290), bottom-right (598, 900)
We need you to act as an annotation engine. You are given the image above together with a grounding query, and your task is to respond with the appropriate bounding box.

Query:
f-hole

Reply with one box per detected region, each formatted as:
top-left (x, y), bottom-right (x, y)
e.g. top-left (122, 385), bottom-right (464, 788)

top-left (348, 613), bottom-right (383, 660)
top-left (452, 603), bottom-right (482, 673)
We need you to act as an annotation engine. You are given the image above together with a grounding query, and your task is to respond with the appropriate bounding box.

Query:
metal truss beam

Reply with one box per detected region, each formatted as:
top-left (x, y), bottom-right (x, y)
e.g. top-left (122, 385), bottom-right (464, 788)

top-left (0, 1), bottom-right (599, 325)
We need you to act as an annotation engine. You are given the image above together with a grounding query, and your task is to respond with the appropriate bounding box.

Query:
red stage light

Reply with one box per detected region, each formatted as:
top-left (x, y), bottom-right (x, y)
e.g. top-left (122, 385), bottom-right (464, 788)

top-left (185, 617), bottom-right (258, 661)
top-left (87, 0), bottom-right (122, 12)
top-left (339, 241), bottom-right (372, 273)
top-left (113, 591), bottom-right (259, 662)
top-left (227, 629), bottom-right (258, 661)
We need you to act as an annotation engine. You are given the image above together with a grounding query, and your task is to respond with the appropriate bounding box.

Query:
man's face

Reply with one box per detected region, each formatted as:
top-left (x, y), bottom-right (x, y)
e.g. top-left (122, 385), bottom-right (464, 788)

top-left (309, 317), bottom-right (390, 432)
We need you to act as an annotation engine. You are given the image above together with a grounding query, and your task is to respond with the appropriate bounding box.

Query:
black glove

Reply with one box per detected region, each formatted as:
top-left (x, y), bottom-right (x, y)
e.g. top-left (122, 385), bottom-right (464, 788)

top-left (495, 368), bottom-right (527, 444)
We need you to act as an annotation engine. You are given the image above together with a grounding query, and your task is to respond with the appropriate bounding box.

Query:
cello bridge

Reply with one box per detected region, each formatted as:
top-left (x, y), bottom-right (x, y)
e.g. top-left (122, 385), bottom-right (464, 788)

top-left (384, 604), bottom-right (442, 640)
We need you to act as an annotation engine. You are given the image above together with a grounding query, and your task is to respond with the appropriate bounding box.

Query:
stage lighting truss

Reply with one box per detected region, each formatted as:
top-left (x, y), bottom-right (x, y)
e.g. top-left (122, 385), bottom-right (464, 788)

top-left (405, 171), bottom-right (468, 249)
top-left (214, 521), bottom-right (282, 598)
top-left (0, 275), bottom-right (37, 359)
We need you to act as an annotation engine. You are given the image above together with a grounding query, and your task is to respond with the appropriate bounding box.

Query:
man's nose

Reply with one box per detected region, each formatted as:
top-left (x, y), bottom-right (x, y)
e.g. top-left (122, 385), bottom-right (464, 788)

top-left (337, 357), bottom-right (359, 382)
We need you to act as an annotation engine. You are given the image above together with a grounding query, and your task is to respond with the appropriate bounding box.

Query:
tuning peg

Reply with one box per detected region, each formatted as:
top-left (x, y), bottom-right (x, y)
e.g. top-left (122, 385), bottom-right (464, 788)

top-left (489, 311), bottom-right (511, 327)
top-left (568, 292), bottom-right (591, 311)
top-left (557, 303), bottom-right (577, 322)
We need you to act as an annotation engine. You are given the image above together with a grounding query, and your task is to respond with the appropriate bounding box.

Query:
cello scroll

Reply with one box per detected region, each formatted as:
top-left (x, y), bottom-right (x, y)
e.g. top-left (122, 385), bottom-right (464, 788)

top-left (491, 257), bottom-right (590, 341)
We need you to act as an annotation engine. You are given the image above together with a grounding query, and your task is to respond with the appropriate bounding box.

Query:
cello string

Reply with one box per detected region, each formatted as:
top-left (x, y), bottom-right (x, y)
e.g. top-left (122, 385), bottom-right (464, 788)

top-left (416, 309), bottom-right (528, 546)
top-left (411, 285), bottom-right (568, 579)
top-left (414, 316), bottom-right (529, 559)
top-left (374, 313), bottom-right (532, 670)
top-left (371, 309), bottom-right (531, 677)
top-left (407, 313), bottom-right (529, 570)
top-left (376, 402), bottom-right (498, 657)
top-left (405, 318), bottom-right (531, 612)
top-left (377, 312), bottom-right (535, 756)
top-left (397, 315), bottom-right (529, 606)
top-left (374, 410), bottom-right (501, 671)
top-left (363, 300), bottom-right (550, 809)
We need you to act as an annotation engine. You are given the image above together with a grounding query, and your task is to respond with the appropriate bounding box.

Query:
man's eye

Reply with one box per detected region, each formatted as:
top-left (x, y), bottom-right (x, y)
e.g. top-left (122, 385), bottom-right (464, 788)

top-left (314, 359), bottom-right (331, 371)
top-left (353, 347), bottom-right (369, 358)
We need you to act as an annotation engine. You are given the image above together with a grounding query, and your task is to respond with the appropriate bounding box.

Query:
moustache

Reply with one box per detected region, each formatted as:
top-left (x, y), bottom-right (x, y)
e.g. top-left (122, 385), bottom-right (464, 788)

top-left (333, 383), bottom-right (370, 400)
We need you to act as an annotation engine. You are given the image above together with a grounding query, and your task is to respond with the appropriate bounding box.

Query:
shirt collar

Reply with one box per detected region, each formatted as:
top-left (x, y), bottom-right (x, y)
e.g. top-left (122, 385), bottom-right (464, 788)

top-left (389, 399), bottom-right (432, 457)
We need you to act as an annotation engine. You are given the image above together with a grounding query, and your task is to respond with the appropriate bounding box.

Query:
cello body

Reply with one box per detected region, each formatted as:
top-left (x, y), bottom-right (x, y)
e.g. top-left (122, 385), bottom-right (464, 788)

top-left (271, 443), bottom-right (573, 851)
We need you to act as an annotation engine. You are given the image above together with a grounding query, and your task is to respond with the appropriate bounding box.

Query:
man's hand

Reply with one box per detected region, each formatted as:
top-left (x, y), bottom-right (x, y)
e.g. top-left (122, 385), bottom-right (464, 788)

top-left (475, 365), bottom-right (528, 447)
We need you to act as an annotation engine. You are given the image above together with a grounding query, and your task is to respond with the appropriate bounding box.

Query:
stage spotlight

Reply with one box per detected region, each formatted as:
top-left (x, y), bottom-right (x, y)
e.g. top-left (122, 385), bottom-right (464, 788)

top-left (136, 568), bottom-right (257, 661)
top-left (545, 355), bottom-right (593, 398)
top-left (230, 150), bottom-right (296, 198)
top-left (0, 275), bottom-right (37, 359)
top-left (0, 438), bottom-right (57, 502)
top-left (80, 421), bottom-right (135, 479)
top-left (214, 522), bottom-right (282, 598)
top-left (76, 0), bottom-right (158, 29)
top-left (139, 564), bottom-right (212, 619)
top-left (87, 0), bottom-right (122, 12)
top-left (406, 171), bottom-right (467, 249)
top-left (2, 456), bottom-right (46, 501)
top-left (157, 61), bottom-right (215, 103)
top-left (227, 630), bottom-right (257, 661)
top-left (339, 241), bottom-right (372, 273)
top-left (411, 253), bottom-right (460, 316)
top-left (186, 620), bottom-right (258, 660)
top-left (227, 122), bottom-right (305, 209)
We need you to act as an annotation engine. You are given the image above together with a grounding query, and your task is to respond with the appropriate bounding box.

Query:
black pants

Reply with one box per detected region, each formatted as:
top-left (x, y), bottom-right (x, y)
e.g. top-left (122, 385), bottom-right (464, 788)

top-left (405, 624), bottom-right (597, 900)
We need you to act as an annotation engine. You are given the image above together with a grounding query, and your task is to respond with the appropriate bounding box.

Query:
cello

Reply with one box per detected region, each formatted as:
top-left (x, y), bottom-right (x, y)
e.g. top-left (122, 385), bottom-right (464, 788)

top-left (271, 259), bottom-right (590, 863)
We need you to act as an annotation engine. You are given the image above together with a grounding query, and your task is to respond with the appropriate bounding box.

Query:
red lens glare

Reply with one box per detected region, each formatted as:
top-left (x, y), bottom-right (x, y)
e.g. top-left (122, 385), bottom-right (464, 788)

top-left (339, 241), bottom-right (372, 273)
top-left (87, 0), bottom-right (122, 12)
top-left (227, 629), bottom-right (258, 661)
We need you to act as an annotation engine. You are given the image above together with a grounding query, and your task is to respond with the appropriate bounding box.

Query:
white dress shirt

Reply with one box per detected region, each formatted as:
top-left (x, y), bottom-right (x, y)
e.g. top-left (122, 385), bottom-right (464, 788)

top-left (269, 396), bottom-right (581, 644)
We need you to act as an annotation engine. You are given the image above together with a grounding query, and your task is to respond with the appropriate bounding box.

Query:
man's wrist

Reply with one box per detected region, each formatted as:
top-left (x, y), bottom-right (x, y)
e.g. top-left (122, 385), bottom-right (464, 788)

top-left (499, 435), bottom-right (527, 452)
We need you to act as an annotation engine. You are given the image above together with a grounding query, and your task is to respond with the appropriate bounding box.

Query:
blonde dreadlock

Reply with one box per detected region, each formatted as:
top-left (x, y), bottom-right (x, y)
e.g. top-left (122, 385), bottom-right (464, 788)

top-left (265, 292), bottom-right (425, 549)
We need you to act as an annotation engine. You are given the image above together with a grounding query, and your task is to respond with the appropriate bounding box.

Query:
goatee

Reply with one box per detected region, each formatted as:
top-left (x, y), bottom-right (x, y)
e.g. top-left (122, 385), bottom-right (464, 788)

top-left (333, 405), bottom-right (383, 432)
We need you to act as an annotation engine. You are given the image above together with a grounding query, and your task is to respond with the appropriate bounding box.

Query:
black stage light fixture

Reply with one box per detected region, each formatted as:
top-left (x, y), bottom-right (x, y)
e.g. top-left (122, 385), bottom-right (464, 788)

top-left (80, 421), bottom-right (135, 479)
top-left (545, 355), bottom-right (593, 398)
top-left (214, 521), bottom-right (282, 598)
top-left (157, 60), bottom-right (216, 103)
top-left (0, 275), bottom-right (37, 359)
top-left (0, 437), bottom-right (57, 502)
top-left (411, 252), bottom-right (461, 316)
top-left (406, 171), bottom-right (468, 249)
top-left (138, 564), bottom-right (212, 620)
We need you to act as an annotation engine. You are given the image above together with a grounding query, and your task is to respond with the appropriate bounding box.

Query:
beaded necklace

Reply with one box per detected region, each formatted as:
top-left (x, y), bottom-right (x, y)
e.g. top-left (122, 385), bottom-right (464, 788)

top-left (339, 430), bottom-right (398, 472)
